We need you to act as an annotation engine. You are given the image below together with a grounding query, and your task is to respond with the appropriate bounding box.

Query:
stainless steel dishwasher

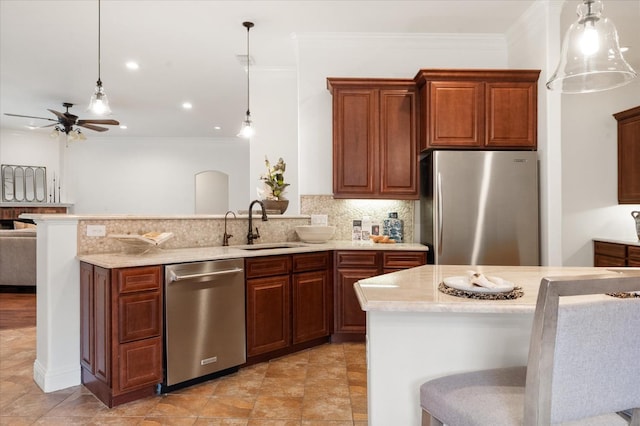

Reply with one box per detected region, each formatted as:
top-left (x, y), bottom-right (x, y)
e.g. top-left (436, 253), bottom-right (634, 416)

top-left (163, 258), bottom-right (245, 390)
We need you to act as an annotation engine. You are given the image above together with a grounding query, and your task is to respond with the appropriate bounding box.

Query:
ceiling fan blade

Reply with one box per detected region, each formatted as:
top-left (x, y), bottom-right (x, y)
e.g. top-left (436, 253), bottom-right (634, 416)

top-left (77, 119), bottom-right (120, 126)
top-left (39, 123), bottom-right (57, 128)
top-left (4, 113), bottom-right (57, 122)
top-left (47, 109), bottom-right (66, 120)
top-left (78, 123), bottom-right (109, 132)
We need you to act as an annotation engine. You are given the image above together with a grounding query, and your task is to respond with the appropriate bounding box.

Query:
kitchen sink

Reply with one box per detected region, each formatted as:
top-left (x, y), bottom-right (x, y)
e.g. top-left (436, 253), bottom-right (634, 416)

top-left (234, 242), bottom-right (309, 251)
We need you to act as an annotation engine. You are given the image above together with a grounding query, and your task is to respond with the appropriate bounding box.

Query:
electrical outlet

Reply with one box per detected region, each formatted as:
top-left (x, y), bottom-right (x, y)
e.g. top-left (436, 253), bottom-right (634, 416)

top-left (86, 225), bottom-right (106, 237)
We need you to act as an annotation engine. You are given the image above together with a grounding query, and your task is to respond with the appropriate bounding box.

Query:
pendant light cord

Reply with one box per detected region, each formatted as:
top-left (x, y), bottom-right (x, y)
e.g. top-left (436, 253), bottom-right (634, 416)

top-left (243, 22), bottom-right (254, 118)
top-left (97, 0), bottom-right (102, 85)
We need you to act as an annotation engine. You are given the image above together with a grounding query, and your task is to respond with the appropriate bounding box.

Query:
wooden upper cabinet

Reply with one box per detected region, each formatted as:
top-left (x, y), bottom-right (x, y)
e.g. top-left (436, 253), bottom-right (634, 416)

top-left (415, 69), bottom-right (540, 151)
top-left (614, 105), bottom-right (640, 204)
top-left (327, 78), bottom-right (418, 200)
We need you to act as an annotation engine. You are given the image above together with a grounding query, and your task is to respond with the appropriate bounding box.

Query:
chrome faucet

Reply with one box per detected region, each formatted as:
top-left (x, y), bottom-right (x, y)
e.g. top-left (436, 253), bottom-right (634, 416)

top-left (247, 200), bottom-right (268, 244)
top-left (222, 210), bottom-right (236, 246)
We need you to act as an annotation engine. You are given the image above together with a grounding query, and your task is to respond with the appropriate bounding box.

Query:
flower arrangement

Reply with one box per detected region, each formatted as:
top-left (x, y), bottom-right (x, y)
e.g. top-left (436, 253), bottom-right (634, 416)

top-left (260, 156), bottom-right (289, 200)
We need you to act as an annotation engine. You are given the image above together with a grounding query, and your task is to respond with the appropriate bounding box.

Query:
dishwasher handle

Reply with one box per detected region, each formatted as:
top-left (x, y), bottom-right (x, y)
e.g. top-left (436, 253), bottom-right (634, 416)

top-left (169, 267), bottom-right (243, 283)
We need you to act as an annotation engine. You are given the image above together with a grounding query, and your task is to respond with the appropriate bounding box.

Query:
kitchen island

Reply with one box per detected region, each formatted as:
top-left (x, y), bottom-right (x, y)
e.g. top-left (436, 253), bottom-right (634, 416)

top-left (354, 264), bottom-right (620, 426)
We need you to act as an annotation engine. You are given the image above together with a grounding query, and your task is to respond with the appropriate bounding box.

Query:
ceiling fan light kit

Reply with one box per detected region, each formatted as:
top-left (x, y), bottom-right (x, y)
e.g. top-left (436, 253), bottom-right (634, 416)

top-left (238, 21), bottom-right (254, 139)
top-left (546, 0), bottom-right (637, 93)
top-left (87, 0), bottom-right (112, 115)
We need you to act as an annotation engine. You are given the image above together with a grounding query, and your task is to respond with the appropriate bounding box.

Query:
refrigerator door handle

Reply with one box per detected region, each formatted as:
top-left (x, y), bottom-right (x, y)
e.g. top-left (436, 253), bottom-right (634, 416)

top-left (437, 172), bottom-right (443, 256)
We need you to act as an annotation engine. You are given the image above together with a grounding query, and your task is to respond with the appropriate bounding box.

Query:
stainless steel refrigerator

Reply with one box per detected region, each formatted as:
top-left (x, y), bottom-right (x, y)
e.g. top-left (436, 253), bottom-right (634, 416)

top-left (420, 150), bottom-right (539, 266)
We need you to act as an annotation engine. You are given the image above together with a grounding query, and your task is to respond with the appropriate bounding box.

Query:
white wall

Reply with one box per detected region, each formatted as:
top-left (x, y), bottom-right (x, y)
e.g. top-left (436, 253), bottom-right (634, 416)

top-left (295, 33), bottom-right (509, 196)
top-left (506, 0), bottom-right (564, 266)
top-left (249, 67), bottom-right (299, 213)
top-left (558, 0), bottom-right (640, 266)
top-left (561, 81), bottom-right (640, 265)
top-left (0, 129), bottom-right (62, 199)
top-left (64, 136), bottom-right (249, 214)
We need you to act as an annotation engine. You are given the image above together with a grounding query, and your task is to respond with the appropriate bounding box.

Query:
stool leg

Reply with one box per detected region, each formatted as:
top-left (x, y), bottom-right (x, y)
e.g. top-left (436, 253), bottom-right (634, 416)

top-left (421, 409), bottom-right (444, 426)
top-left (630, 408), bottom-right (639, 426)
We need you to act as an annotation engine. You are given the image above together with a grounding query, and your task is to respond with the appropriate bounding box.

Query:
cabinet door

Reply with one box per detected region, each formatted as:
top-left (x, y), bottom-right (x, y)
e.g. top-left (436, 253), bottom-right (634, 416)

top-left (593, 241), bottom-right (626, 267)
top-left (332, 88), bottom-right (377, 196)
top-left (628, 246), bottom-right (640, 265)
top-left (246, 275), bottom-right (291, 357)
top-left (334, 268), bottom-right (378, 334)
top-left (427, 81), bottom-right (484, 148)
top-left (485, 82), bottom-right (536, 149)
top-left (80, 262), bottom-right (94, 371)
top-left (94, 266), bottom-right (111, 384)
top-left (379, 88), bottom-right (419, 198)
top-left (615, 106), bottom-right (640, 203)
top-left (293, 270), bottom-right (330, 344)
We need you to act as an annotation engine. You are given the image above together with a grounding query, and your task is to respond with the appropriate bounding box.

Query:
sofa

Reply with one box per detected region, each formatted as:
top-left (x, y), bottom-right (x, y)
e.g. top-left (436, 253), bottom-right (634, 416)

top-left (0, 229), bottom-right (36, 286)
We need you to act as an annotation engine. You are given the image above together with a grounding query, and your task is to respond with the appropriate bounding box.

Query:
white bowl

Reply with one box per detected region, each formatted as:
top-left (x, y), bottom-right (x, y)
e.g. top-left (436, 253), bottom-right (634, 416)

top-left (295, 225), bottom-right (336, 243)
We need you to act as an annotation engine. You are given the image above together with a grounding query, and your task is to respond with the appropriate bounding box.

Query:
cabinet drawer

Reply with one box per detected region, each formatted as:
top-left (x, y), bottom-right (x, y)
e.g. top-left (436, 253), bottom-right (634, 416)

top-left (293, 252), bottom-right (329, 273)
top-left (245, 255), bottom-right (291, 278)
top-left (383, 252), bottom-right (426, 269)
top-left (594, 254), bottom-right (626, 267)
top-left (594, 241), bottom-right (626, 259)
top-left (628, 246), bottom-right (640, 261)
top-left (117, 337), bottom-right (162, 392)
top-left (118, 291), bottom-right (162, 343)
top-left (335, 251), bottom-right (379, 268)
top-left (116, 266), bottom-right (162, 293)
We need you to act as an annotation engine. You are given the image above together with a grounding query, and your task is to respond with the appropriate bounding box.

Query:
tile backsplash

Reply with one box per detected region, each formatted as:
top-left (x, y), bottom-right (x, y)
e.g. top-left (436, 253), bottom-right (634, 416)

top-left (77, 195), bottom-right (416, 255)
top-left (300, 195), bottom-right (414, 243)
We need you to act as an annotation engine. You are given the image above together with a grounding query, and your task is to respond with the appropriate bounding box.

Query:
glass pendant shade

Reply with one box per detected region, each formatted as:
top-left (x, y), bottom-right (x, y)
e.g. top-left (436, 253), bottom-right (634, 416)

top-left (546, 0), bottom-right (637, 93)
top-left (88, 80), bottom-right (112, 115)
top-left (238, 115), bottom-right (255, 138)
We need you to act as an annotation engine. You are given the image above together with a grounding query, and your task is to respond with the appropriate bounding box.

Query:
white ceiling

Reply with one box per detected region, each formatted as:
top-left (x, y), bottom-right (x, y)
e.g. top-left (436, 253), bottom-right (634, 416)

top-left (0, 0), bottom-right (638, 139)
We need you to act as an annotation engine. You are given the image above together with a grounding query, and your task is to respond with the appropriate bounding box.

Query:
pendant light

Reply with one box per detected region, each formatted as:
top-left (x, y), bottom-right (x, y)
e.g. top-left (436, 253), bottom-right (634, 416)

top-left (87, 0), bottom-right (112, 115)
top-left (546, 0), bottom-right (636, 94)
top-left (238, 21), bottom-right (255, 138)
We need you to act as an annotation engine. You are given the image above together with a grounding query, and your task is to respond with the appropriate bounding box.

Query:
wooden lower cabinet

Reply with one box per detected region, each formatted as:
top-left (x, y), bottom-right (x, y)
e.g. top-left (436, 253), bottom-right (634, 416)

top-left (245, 252), bottom-right (331, 363)
top-left (80, 262), bottom-right (163, 407)
top-left (333, 250), bottom-right (427, 341)
top-left (594, 240), bottom-right (640, 267)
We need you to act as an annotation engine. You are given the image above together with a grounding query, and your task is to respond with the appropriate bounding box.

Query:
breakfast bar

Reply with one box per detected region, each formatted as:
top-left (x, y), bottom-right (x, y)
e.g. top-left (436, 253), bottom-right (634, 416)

top-left (354, 264), bottom-right (619, 426)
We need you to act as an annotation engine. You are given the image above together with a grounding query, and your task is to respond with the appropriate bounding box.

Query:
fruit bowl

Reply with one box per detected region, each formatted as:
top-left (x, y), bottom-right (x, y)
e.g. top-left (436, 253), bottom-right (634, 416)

top-left (294, 225), bottom-right (336, 243)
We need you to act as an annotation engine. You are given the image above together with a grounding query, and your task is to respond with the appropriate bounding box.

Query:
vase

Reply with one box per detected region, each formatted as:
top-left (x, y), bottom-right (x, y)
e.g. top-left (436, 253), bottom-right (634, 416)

top-left (261, 199), bottom-right (289, 214)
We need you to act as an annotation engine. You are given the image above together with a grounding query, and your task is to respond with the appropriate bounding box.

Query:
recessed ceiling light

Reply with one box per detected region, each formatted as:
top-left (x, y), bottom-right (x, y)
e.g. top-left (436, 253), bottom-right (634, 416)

top-left (125, 61), bottom-right (139, 70)
top-left (213, 126), bottom-right (221, 130)
top-left (182, 102), bottom-right (193, 110)
top-left (119, 125), bottom-right (128, 129)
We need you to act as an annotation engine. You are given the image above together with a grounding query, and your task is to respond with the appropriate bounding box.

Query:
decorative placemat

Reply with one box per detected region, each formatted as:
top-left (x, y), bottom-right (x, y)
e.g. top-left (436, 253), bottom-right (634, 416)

top-left (438, 282), bottom-right (524, 300)
top-left (607, 292), bottom-right (640, 299)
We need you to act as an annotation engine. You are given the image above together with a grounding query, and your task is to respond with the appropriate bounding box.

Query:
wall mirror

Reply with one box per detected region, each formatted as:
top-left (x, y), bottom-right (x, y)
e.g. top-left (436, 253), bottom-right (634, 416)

top-left (1, 164), bottom-right (47, 203)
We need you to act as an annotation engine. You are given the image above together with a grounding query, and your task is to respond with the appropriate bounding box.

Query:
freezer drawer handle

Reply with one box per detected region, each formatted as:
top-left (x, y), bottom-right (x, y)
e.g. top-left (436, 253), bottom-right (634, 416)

top-left (169, 267), bottom-right (243, 283)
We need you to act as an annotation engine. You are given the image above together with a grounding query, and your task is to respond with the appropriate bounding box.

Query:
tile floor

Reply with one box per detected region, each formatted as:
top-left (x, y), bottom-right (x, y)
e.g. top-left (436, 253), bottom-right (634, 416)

top-left (0, 327), bottom-right (368, 425)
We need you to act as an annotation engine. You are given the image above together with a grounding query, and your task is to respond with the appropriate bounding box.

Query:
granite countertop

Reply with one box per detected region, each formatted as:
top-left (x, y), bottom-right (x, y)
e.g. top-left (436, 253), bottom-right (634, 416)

top-left (77, 240), bottom-right (428, 269)
top-left (354, 264), bottom-right (620, 314)
top-left (593, 237), bottom-right (640, 247)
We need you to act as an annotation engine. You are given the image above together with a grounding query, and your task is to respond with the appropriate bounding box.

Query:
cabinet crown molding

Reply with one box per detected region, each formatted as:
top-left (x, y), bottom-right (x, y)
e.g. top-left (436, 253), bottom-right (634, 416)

top-left (413, 69), bottom-right (540, 87)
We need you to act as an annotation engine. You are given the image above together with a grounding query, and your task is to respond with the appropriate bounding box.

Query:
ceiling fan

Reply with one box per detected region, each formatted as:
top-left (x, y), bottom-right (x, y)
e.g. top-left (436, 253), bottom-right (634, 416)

top-left (4, 102), bottom-right (119, 134)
